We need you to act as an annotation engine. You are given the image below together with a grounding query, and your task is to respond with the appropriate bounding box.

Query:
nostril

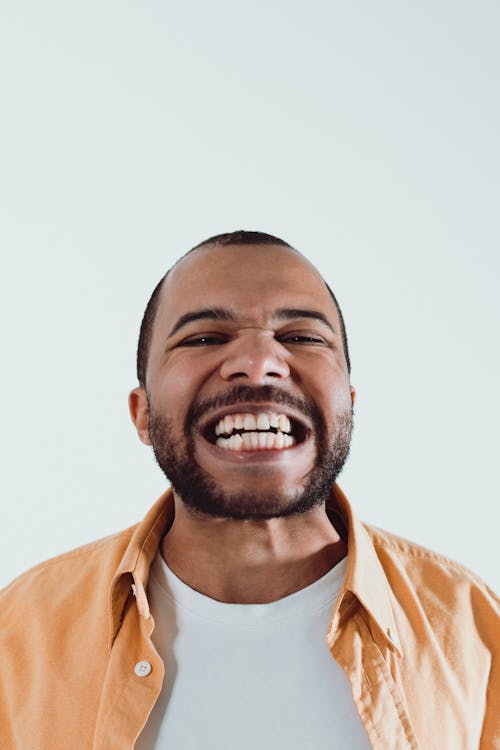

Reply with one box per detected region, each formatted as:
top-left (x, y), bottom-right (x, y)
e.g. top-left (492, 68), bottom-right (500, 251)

top-left (228, 370), bottom-right (283, 381)
top-left (220, 352), bottom-right (290, 382)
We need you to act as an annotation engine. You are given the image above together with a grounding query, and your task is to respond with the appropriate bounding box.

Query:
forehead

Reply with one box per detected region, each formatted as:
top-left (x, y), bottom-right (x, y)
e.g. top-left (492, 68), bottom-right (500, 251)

top-left (157, 243), bottom-right (339, 328)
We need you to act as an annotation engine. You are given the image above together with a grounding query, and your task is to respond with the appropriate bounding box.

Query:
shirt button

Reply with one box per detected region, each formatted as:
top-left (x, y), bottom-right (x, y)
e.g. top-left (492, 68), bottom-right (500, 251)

top-left (134, 660), bottom-right (152, 677)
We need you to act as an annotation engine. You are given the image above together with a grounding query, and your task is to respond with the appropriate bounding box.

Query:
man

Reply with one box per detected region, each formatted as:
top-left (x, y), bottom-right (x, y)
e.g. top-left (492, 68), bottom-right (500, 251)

top-left (1, 231), bottom-right (498, 749)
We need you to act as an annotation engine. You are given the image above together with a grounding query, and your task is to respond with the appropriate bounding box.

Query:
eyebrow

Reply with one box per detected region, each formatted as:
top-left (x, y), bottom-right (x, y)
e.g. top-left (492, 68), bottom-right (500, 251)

top-left (167, 307), bottom-right (336, 339)
top-left (273, 308), bottom-right (336, 333)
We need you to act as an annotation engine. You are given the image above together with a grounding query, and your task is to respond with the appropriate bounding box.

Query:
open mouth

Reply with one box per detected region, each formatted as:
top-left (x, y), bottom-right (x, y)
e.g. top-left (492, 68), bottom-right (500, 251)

top-left (202, 410), bottom-right (309, 452)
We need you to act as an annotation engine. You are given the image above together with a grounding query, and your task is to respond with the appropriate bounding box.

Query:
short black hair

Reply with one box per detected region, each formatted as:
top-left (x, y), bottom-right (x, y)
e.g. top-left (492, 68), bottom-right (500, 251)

top-left (136, 230), bottom-right (351, 387)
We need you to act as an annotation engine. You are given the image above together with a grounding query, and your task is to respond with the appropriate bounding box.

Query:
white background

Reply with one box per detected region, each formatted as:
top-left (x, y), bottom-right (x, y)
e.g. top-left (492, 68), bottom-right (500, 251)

top-left (1, 1), bottom-right (498, 590)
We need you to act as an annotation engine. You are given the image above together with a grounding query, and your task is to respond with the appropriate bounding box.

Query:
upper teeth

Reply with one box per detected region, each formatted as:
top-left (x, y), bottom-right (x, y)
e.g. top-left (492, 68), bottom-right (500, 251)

top-left (214, 412), bottom-right (292, 436)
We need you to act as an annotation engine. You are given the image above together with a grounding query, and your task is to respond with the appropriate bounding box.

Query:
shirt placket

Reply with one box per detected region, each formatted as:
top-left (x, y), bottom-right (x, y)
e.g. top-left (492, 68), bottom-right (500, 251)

top-left (329, 605), bottom-right (418, 750)
top-left (93, 591), bottom-right (163, 750)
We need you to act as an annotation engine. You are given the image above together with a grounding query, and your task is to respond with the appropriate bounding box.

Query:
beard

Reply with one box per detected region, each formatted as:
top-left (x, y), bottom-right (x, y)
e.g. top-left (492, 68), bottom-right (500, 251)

top-left (148, 384), bottom-right (353, 521)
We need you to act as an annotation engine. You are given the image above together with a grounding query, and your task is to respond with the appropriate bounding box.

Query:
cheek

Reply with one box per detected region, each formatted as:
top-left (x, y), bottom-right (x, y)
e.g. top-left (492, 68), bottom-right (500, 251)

top-left (160, 350), bottom-right (218, 392)
top-left (160, 356), bottom-right (194, 386)
top-left (328, 386), bottom-right (354, 420)
top-left (156, 356), bottom-right (205, 399)
top-left (151, 363), bottom-right (210, 434)
top-left (298, 358), bottom-right (351, 408)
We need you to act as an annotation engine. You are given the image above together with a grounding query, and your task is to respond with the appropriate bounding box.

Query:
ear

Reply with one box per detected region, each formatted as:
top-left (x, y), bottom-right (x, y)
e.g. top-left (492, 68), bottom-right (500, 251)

top-left (129, 387), bottom-right (152, 445)
top-left (350, 385), bottom-right (357, 408)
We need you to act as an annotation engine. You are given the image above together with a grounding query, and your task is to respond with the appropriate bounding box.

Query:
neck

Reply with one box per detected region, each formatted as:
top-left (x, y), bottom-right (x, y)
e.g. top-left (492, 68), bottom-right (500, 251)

top-left (160, 494), bottom-right (347, 604)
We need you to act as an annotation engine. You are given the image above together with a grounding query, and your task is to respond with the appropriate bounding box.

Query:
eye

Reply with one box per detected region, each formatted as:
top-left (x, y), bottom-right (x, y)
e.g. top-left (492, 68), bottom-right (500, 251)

top-left (279, 333), bottom-right (327, 345)
top-left (179, 334), bottom-right (228, 347)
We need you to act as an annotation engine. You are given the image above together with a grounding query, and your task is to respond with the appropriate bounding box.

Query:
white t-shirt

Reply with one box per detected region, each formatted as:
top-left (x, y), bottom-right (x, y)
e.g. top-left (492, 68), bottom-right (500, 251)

top-left (135, 551), bottom-right (371, 749)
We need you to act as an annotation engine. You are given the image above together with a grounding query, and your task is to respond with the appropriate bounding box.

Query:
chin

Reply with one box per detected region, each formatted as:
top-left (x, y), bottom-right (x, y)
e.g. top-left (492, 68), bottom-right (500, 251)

top-left (173, 472), bottom-right (331, 521)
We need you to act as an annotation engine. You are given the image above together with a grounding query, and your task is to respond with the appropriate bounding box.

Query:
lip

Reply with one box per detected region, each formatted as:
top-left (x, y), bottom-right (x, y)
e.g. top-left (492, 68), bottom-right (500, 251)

top-left (197, 401), bottom-right (312, 443)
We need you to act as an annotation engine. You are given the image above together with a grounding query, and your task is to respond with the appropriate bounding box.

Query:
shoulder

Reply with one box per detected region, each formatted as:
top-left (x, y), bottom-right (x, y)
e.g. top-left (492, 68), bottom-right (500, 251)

top-left (363, 522), bottom-right (499, 624)
top-left (0, 525), bottom-right (138, 628)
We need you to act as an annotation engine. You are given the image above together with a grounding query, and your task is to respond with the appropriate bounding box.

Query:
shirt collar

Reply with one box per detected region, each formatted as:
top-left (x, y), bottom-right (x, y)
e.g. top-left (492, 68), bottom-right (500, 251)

top-left (327, 484), bottom-right (402, 657)
top-left (108, 490), bottom-right (174, 648)
top-left (109, 484), bottom-right (401, 657)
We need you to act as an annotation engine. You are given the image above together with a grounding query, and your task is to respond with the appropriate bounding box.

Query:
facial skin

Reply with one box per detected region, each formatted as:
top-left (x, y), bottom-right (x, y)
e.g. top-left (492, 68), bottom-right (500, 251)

top-left (147, 385), bottom-right (353, 520)
top-left (129, 243), bottom-right (356, 603)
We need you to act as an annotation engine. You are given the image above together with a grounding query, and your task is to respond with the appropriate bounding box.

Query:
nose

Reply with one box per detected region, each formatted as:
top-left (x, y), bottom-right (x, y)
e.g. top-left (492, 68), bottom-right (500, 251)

top-left (219, 330), bottom-right (290, 383)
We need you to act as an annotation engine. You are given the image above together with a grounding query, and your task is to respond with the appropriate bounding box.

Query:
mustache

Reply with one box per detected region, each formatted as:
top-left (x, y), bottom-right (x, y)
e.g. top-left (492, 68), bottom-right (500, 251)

top-left (186, 384), bottom-right (323, 435)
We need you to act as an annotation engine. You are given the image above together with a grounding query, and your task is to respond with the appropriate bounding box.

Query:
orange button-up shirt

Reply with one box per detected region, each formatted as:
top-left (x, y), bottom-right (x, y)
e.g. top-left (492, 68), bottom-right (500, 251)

top-left (1, 485), bottom-right (499, 749)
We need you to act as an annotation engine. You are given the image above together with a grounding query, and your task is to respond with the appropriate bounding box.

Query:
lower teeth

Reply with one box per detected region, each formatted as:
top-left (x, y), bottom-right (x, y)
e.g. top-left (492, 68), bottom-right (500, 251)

top-left (216, 431), bottom-right (295, 450)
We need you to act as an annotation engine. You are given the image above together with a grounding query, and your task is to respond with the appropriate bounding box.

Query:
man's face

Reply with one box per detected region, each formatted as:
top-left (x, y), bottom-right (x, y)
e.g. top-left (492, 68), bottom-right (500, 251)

top-left (136, 244), bottom-right (355, 520)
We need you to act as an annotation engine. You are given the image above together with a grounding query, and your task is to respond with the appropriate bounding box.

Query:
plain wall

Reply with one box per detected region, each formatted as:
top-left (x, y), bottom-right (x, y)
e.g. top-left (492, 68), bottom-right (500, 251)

top-left (1, 0), bottom-right (498, 590)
